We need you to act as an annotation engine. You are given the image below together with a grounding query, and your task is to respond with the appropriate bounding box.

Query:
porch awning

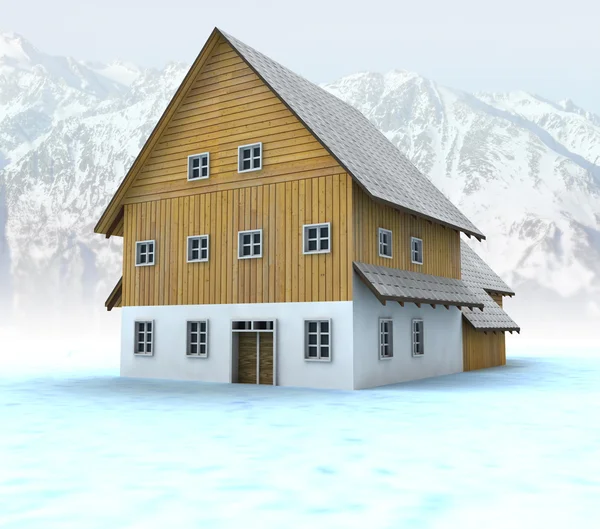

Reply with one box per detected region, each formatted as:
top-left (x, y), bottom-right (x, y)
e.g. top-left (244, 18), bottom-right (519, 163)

top-left (353, 262), bottom-right (484, 310)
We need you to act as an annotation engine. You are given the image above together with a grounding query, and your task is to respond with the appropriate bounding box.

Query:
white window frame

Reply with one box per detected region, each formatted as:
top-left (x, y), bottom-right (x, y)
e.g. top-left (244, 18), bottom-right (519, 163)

top-left (411, 237), bottom-right (423, 265)
top-left (378, 228), bottom-right (393, 259)
top-left (238, 229), bottom-right (263, 259)
top-left (304, 319), bottom-right (332, 362)
top-left (135, 240), bottom-right (156, 267)
top-left (379, 318), bottom-right (393, 359)
top-left (187, 235), bottom-right (209, 263)
top-left (134, 320), bottom-right (154, 356)
top-left (187, 152), bottom-right (210, 181)
top-left (303, 222), bottom-right (331, 254)
top-left (238, 142), bottom-right (262, 173)
top-left (412, 319), bottom-right (424, 357)
top-left (186, 320), bottom-right (208, 358)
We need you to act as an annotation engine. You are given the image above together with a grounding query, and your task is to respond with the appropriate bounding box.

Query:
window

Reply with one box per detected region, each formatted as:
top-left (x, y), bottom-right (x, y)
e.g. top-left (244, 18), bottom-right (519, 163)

top-left (379, 228), bottom-right (392, 258)
top-left (412, 319), bottom-right (424, 356)
top-left (411, 237), bottom-right (423, 265)
top-left (379, 318), bottom-right (393, 359)
top-left (134, 321), bottom-right (153, 356)
top-left (303, 223), bottom-right (331, 254)
top-left (135, 240), bottom-right (155, 266)
top-left (238, 229), bottom-right (262, 259)
top-left (305, 320), bottom-right (331, 361)
top-left (238, 142), bottom-right (262, 172)
top-left (187, 235), bottom-right (209, 262)
top-left (187, 321), bottom-right (208, 357)
top-left (188, 153), bottom-right (209, 180)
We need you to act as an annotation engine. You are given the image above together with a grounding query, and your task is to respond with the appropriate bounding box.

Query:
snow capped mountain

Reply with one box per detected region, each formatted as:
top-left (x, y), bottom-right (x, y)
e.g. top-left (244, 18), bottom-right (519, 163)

top-left (1, 34), bottom-right (599, 348)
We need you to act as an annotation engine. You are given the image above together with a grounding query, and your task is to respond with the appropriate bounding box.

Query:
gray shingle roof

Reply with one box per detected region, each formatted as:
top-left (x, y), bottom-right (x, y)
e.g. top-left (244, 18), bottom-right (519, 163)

top-left (460, 241), bottom-right (514, 295)
top-left (220, 30), bottom-right (484, 239)
top-left (353, 262), bottom-right (484, 309)
top-left (460, 241), bottom-right (520, 332)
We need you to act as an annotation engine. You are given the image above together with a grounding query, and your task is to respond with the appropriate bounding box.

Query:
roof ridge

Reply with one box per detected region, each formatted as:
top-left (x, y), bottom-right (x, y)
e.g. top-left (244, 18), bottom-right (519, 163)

top-left (219, 30), bottom-right (485, 239)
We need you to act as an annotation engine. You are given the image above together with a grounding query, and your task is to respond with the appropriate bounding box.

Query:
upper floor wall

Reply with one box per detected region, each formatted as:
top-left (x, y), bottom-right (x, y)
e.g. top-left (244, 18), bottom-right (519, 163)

top-left (352, 183), bottom-right (461, 279)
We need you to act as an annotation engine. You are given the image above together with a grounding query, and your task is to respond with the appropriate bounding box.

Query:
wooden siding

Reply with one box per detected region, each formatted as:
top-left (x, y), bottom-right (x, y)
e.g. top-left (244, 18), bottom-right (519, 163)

top-left (122, 174), bottom-right (353, 306)
top-left (352, 183), bottom-right (461, 279)
top-left (462, 322), bottom-right (506, 371)
top-left (123, 37), bottom-right (342, 206)
top-left (490, 293), bottom-right (503, 307)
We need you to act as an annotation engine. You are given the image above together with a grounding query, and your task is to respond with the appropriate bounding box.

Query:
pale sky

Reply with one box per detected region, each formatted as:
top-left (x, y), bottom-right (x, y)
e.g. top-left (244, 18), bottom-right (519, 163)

top-left (3, 0), bottom-right (600, 113)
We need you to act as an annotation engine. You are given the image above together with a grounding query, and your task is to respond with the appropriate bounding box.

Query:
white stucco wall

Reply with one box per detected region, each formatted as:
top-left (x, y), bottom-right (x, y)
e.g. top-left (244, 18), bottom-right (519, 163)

top-left (121, 301), bottom-right (354, 390)
top-left (352, 275), bottom-right (463, 389)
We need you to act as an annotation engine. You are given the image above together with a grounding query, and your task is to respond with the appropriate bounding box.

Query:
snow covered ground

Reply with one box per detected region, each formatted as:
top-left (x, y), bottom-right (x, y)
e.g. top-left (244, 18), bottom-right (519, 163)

top-left (1, 352), bottom-right (599, 529)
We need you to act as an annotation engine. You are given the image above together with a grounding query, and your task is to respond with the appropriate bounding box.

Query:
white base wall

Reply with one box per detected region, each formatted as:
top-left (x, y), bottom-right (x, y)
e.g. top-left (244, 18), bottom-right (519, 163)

top-left (121, 301), bottom-right (355, 390)
top-left (352, 275), bottom-right (464, 389)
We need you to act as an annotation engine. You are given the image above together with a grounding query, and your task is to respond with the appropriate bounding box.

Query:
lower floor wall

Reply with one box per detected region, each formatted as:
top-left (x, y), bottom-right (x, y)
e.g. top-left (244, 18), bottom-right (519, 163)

top-left (462, 322), bottom-right (506, 371)
top-left (352, 275), bottom-right (464, 389)
top-left (121, 301), bottom-right (355, 390)
top-left (119, 282), bottom-right (504, 389)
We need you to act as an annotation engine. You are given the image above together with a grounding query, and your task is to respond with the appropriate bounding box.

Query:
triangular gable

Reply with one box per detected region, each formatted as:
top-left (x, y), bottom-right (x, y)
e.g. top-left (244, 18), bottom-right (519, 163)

top-left (95, 28), bottom-right (222, 235)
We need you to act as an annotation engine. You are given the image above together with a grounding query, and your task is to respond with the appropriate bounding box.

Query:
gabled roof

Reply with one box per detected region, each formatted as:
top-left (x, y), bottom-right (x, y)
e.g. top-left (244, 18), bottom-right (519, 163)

top-left (95, 28), bottom-right (485, 240)
top-left (460, 241), bottom-right (520, 332)
top-left (221, 31), bottom-right (484, 240)
top-left (353, 262), bottom-right (484, 309)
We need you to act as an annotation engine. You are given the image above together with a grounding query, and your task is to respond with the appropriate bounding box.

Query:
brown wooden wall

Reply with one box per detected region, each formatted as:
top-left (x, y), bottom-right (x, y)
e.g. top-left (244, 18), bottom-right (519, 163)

top-left (122, 37), bottom-right (342, 206)
top-left (122, 173), bottom-right (353, 306)
top-left (352, 183), bottom-right (461, 279)
top-left (490, 293), bottom-right (503, 307)
top-left (462, 323), bottom-right (506, 371)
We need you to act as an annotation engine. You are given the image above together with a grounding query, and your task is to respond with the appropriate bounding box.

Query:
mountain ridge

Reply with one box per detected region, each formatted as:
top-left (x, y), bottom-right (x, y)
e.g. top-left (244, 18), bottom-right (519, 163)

top-left (1, 32), bottom-right (599, 348)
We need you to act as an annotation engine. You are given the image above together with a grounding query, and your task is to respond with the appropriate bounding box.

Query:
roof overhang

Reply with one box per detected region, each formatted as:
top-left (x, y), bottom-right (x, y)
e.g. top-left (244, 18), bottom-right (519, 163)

top-left (105, 277), bottom-right (123, 311)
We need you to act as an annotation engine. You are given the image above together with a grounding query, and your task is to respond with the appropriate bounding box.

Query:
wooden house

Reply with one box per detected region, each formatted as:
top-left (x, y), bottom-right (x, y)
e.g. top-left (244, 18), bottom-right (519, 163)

top-left (96, 28), bottom-right (520, 389)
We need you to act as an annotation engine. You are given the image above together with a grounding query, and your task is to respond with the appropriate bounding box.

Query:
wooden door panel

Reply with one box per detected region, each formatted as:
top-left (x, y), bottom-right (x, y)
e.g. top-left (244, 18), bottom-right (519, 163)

top-left (259, 333), bottom-right (274, 385)
top-left (237, 333), bottom-right (257, 384)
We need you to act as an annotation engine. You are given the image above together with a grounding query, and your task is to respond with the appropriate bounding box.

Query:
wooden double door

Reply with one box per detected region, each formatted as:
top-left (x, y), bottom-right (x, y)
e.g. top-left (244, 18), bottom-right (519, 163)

top-left (237, 332), bottom-right (274, 385)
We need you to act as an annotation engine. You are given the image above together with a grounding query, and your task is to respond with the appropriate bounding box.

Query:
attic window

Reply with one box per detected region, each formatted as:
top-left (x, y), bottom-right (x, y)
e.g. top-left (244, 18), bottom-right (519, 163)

top-left (188, 153), bottom-right (209, 180)
top-left (411, 237), bottom-right (423, 265)
top-left (238, 143), bottom-right (262, 172)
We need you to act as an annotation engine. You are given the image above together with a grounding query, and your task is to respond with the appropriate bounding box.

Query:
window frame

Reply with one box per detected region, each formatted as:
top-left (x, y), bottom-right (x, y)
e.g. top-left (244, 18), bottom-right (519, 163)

top-left (412, 319), bottom-right (424, 357)
top-left (378, 228), bottom-right (393, 259)
top-left (187, 234), bottom-right (209, 263)
top-left (186, 320), bottom-right (208, 358)
top-left (187, 152), bottom-right (210, 181)
top-left (302, 222), bottom-right (331, 255)
top-left (304, 319), bottom-right (332, 362)
top-left (237, 229), bottom-right (263, 259)
top-left (379, 318), bottom-right (394, 359)
top-left (237, 142), bottom-right (263, 173)
top-left (411, 237), bottom-right (423, 265)
top-left (134, 320), bottom-right (154, 356)
top-left (135, 240), bottom-right (156, 267)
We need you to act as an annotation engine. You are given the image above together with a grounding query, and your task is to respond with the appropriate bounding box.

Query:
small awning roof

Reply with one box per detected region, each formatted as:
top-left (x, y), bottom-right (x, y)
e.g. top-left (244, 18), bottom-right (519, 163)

top-left (460, 294), bottom-right (521, 332)
top-left (105, 277), bottom-right (123, 311)
top-left (353, 262), bottom-right (484, 309)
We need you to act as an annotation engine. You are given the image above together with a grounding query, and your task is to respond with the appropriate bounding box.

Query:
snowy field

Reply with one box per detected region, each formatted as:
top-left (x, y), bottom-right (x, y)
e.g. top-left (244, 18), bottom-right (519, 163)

top-left (1, 352), bottom-right (599, 529)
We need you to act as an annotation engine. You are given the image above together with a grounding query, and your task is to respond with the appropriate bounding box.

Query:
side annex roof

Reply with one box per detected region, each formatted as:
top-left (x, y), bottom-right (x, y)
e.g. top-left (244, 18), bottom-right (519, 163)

top-left (460, 241), bottom-right (520, 333)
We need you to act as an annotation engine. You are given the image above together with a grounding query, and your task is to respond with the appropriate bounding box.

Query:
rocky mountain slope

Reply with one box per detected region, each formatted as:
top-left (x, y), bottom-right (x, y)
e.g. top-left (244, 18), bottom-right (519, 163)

top-left (1, 32), bottom-right (599, 349)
